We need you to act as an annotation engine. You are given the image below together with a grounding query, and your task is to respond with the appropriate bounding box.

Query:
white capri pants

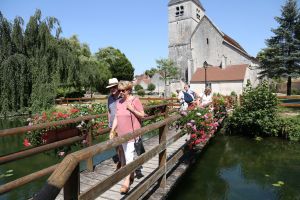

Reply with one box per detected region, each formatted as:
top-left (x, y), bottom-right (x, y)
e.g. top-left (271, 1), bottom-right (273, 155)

top-left (121, 141), bottom-right (135, 165)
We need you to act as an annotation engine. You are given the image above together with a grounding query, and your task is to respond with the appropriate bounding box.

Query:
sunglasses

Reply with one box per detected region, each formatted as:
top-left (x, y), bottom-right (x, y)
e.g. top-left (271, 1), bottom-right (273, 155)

top-left (119, 89), bottom-right (127, 92)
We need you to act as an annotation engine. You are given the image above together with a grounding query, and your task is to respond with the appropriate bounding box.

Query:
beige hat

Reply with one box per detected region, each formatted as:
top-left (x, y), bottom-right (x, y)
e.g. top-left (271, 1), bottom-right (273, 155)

top-left (106, 78), bottom-right (119, 88)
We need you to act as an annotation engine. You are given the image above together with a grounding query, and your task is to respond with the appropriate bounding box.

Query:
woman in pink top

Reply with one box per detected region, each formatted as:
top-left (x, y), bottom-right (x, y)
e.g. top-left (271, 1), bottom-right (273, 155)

top-left (110, 81), bottom-right (145, 194)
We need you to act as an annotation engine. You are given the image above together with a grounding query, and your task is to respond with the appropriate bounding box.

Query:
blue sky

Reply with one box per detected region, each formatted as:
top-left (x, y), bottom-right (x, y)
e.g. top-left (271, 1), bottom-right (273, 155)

top-left (0, 0), bottom-right (294, 75)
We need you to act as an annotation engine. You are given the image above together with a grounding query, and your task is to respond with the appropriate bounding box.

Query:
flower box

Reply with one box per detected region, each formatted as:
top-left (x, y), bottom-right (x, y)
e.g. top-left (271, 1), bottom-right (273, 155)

top-left (41, 127), bottom-right (81, 144)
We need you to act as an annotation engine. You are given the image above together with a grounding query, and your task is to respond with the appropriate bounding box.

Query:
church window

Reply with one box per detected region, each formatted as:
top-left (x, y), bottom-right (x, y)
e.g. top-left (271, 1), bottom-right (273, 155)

top-left (196, 8), bottom-right (201, 19)
top-left (206, 38), bottom-right (209, 44)
top-left (176, 5), bottom-right (184, 17)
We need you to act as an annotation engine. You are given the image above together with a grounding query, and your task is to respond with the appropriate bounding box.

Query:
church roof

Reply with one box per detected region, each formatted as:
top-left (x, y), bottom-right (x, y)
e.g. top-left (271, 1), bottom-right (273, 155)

top-left (223, 33), bottom-right (247, 54)
top-left (168, 0), bottom-right (205, 11)
top-left (190, 64), bottom-right (249, 82)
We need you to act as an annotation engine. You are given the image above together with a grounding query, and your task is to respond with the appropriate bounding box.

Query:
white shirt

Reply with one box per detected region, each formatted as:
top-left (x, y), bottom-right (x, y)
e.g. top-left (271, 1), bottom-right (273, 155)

top-left (201, 93), bottom-right (212, 106)
top-left (177, 91), bottom-right (188, 110)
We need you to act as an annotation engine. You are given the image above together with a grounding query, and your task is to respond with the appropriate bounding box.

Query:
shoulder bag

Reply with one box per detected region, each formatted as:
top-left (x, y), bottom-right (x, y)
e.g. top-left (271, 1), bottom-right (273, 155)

top-left (130, 98), bottom-right (145, 156)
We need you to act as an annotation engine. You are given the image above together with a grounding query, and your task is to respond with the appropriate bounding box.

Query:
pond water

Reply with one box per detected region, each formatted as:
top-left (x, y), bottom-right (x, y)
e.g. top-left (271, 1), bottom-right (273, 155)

top-left (0, 118), bottom-right (114, 200)
top-left (167, 135), bottom-right (300, 200)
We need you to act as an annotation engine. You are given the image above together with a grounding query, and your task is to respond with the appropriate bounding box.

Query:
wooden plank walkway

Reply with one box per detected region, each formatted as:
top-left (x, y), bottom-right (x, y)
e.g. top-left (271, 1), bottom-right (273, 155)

top-left (55, 128), bottom-right (190, 200)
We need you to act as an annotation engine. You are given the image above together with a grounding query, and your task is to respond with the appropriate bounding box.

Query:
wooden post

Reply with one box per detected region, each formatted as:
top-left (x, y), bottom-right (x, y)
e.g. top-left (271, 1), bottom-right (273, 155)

top-left (64, 164), bottom-right (79, 200)
top-left (86, 127), bottom-right (94, 172)
top-left (158, 106), bottom-right (168, 189)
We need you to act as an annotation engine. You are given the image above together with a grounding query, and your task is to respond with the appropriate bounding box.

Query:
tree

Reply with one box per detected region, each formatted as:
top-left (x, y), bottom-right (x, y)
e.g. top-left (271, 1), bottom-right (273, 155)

top-left (134, 84), bottom-right (143, 92)
top-left (147, 83), bottom-right (156, 93)
top-left (95, 47), bottom-right (134, 81)
top-left (145, 67), bottom-right (158, 78)
top-left (258, 0), bottom-right (300, 95)
top-left (156, 58), bottom-right (179, 97)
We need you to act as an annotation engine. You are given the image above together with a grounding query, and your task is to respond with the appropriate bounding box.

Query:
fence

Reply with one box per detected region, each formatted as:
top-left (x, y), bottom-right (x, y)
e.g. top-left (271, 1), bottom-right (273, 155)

top-left (0, 103), bottom-right (175, 199)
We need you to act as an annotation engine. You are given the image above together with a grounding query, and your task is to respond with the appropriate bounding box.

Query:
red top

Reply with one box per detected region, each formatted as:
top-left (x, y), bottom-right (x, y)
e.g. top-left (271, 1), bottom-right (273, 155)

top-left (116, 97), bottom-right (144, 141)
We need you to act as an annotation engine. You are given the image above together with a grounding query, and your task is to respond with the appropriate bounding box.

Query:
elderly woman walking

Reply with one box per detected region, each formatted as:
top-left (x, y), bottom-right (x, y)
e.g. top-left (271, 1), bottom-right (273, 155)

top-left (109, 81), bottom-right (145, 194)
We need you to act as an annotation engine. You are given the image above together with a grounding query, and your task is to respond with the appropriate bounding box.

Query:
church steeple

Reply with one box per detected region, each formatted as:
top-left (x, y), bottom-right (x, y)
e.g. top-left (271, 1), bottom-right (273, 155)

top-left (168, 0), bottom-right (205, 82)
top-left (168, 0), bottom-right (205, 11)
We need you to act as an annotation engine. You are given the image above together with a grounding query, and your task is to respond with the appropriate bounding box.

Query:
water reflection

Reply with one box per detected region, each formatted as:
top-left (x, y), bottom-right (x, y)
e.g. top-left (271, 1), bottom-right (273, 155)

top-left (167, 135), bottom-right (300, 200)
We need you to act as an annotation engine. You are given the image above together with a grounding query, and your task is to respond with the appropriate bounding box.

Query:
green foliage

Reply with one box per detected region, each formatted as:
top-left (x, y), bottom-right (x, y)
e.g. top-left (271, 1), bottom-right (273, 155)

top-left (0, 169), bottom-right (14, 179)
top-left (278, 115), bottom-right (300, 141)
top-left (257, 0), bottom-right (300, 95)
top-left (25, 103), bottom-right (108, 147)
top-left (134, 84), bottom-right (143, 91)
top-left (171, 93), bottom-right (177, 98)
top-left (0, 10), bottom-right (114, 114)
top-left (156, 58), bottom-right (178, 81)
top-left (144, 67), bottom-right (158, 78)
top-left (137, 89), bottom-right (145, 97)
top-left (224, 81), bottom-right (280, 136)
top-left (95, 47), bottom-right (134, 81)
top-left (230, 91), bottom-right (237, 96)
top-left (147, 83), bottom-right (156, 92)
top-left (156, 58), bottom-right (179, 97)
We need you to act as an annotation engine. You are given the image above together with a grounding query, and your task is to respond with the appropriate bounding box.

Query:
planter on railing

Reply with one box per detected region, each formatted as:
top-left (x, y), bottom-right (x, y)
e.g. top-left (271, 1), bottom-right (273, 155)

top-left (41, 127), bottom-right (81, 144)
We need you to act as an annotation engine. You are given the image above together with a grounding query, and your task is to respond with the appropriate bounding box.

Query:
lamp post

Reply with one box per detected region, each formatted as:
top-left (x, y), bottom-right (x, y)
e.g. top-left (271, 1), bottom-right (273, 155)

top-left (203, 61), bottom-right (208, 87)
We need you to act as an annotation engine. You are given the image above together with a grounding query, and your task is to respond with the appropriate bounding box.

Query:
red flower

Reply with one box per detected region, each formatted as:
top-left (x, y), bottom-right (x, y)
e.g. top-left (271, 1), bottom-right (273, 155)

top-left (42, 112), bottom-right (47, 121)
top-left (190, 134), bottom-right (197, 139)
top-left (70, 108), bottom-right (80, 114)
top-left (23, 139), bottom-right (31, 147)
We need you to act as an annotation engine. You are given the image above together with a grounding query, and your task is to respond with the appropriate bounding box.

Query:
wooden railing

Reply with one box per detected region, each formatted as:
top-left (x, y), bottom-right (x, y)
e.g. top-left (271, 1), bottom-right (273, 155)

top-left (238, 95), bottom-right (300, 108)
top-left (33, 113), bottom-right (182, 200)
top-left (0, 103), bottom-right (171, 197)
top-left (277, 95), bottom-right (300, 107)
top-left (55, 97), bottom-right (178, 106)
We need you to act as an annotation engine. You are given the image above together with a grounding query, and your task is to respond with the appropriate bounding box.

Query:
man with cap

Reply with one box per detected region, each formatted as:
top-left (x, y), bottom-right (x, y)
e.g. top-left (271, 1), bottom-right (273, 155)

top-left (107, 78), bottom-right (123, 171)
top-left (106, 78), bottom-right (144, 178)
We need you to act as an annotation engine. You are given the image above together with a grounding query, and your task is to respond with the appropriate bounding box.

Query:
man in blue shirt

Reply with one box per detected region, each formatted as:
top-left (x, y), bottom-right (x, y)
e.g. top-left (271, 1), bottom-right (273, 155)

top-left (107, 78), bottom-right (122, 171)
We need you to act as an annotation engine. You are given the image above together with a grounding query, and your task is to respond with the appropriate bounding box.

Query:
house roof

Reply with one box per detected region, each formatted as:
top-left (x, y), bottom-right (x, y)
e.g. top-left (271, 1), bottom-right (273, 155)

top-left (168, 0), bottom-right (205, 11)
top-left (190, 64), bottom-right (249, 82)
top-left (134, 74), bottom-right (151, 85)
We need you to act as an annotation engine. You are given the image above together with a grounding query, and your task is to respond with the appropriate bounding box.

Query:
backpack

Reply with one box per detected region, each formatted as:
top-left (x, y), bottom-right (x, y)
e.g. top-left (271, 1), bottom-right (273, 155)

top-left (182, 91), bottom-right (194, 103)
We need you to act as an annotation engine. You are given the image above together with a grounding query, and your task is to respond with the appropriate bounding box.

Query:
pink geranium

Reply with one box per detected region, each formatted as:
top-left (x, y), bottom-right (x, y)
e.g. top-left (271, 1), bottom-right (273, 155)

top-left (23, 139), bottom-right (31, 147)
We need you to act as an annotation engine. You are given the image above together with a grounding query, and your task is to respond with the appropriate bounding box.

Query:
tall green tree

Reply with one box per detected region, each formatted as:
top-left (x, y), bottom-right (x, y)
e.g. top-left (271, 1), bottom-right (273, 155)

top-left (258, 0), bottom-right (300, 95)
top-left (95, 47), bottom-right (134, 81)
top-left (156, 58), bottom-right (178, 97)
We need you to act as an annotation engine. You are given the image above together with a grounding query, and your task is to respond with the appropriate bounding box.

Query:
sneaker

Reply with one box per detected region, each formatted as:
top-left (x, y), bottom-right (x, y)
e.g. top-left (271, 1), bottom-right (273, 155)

top-left (135, 170), bottom-right (144, 179)
top-left (114, 162), bottom-right (121, 172)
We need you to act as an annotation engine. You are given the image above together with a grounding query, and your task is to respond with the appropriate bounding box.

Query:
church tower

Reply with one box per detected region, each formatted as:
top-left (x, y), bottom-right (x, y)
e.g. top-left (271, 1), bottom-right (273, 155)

top-left (168, 0), bottom-right (205, 82)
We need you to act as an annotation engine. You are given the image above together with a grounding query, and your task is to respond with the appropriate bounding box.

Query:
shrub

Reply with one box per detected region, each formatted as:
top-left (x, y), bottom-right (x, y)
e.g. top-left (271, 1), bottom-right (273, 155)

top-left (230, 91), bottom-right (237, 96)
top-left (224, 81), bottom-right (280, 137)
top-left (171, 93), bottom-right (177, 98)
top-left (147, 83), bottom-right (156, 92)
top-left (137, 89), bottom-right (145, 97)
top-left (278, 115), bottom-right (300, 141)
top-left (134, 84), bottom-right (143, 92)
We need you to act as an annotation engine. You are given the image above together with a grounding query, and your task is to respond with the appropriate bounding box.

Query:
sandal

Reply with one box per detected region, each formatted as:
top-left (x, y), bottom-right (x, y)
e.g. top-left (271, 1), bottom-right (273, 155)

top-left (120, 185), bottom-right (130, 194)
top-left (130, 173), bottom-right (134, 185)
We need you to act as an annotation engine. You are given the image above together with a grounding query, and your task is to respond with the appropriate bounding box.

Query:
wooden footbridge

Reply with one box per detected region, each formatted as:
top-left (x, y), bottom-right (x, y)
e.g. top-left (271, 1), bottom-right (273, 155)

top-left (0, 103), bottom-right (209, 200)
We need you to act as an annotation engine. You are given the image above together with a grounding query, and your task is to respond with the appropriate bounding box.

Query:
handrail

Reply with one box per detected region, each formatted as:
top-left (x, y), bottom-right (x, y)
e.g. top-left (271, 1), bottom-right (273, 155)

top-left (279, 103), bottom-right (300, 107)
top-left (277, 95), bottom-right (300, 99)
top-left (56, 97), bottom-right (177, 105)
top-left (33, 114), bottom-right (181, 200)
top-left (0, 114), bottom-right (104, 137)
top-left (0, 103), bottom-right (168, 138)
top-left (0, 104), bottom-right (170, 196)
